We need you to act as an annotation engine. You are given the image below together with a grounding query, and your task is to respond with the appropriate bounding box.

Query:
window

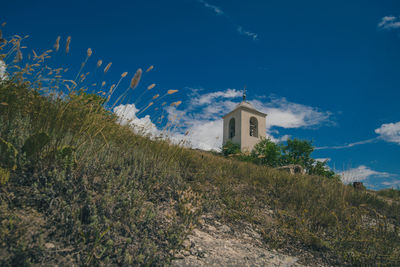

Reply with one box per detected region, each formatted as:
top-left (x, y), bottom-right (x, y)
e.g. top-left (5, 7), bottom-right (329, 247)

top-left (250, 117), bottom-right (258, 137)
top-left (229, 118), bottom-right (235, 138)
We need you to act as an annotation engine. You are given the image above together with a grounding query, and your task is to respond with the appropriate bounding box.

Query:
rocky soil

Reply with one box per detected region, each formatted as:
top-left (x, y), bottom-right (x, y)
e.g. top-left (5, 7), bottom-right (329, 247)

top-left (172, 214), bottom-right (315, 267)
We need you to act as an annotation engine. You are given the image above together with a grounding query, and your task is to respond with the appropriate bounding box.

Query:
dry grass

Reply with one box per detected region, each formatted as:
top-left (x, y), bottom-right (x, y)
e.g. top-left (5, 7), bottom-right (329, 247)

top-left (0, 29), bottom-right (399, 266)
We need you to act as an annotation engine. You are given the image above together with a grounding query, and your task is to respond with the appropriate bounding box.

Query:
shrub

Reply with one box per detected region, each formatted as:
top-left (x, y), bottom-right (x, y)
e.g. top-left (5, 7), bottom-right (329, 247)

top-left (251, 137), bottom-right (281, 167)
top-left (222, 140), bottom-right (241, 156)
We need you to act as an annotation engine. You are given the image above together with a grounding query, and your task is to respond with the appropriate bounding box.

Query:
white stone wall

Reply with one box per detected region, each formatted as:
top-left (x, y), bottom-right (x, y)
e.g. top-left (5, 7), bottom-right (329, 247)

top-left (223, 105), bottom-right (266, 152)
top-left (240, 111), bottom-right (266, 152)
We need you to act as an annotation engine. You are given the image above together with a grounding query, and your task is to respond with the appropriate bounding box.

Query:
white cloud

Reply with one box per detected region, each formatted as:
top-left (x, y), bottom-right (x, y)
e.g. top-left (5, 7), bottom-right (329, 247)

top-left (0, 60), bottom-right (6, 80)
top-left (198, 0), bottom-right (224, 15)
top-left (315, 158), bottom-right (330, 163)
top-left (340, 165), bottom-right (392, 184)
top-left (113, 104), bottom-right (159, 137)
top-left (375, 122), bottom-right (400, 144)
top-left (250, 97), bottom-right (332, 129)
top-left (237, 26), bottom-right (258, 41)
top-left (315, 121), bottom-right (400, 151)
top-left (113, 89), bottom-right (332, 152)
top-left (381, 180), bottom-right (400, 187)
top-left (196, 1), bottom-right (258, 41)
top-left (378, 15), bottom-right (400, 30)
top-left (194, 88), bottom-right (242, 106)
top-left (315, 138), bottom-right (376, 150)
top-left (165, 89), bottom-right (332, 151)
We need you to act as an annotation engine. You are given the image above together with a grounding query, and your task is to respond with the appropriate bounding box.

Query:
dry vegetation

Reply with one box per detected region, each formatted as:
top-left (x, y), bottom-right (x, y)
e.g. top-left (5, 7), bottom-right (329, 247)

top-left (1, 31), bottom-right (400, 266)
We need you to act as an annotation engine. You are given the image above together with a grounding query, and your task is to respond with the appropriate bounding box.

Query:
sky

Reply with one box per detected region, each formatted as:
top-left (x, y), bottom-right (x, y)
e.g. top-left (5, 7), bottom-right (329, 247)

top-left (1, 0), bottom-right (400, 190)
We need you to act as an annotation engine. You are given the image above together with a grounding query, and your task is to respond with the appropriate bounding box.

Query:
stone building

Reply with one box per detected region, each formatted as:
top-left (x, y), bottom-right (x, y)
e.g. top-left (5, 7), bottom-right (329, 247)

top-left (222, 94), bottom-right (267, 152)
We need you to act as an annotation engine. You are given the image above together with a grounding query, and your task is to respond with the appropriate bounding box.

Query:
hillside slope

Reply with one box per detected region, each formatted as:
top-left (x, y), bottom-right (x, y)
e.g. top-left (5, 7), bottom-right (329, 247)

top-left (1, 80), bottom-right (400, 266)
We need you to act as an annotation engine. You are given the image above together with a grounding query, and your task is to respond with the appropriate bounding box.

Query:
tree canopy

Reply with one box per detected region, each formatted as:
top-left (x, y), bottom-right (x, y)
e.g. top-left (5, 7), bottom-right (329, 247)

top-left (222, 137), bottom-right (339, 180)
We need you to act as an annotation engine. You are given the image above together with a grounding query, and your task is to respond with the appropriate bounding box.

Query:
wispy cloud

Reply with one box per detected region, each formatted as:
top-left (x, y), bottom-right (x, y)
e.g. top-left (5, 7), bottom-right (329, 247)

top-left (375, 121), bottom-right (400, 144)
top-left (0, 60), bottom-right (6, 80)
top-left (250, 97), bottom-right (333, 129)
top-left (378, 15), bottom-right (400, 30)
top-left (316, 121), bottom-right (400, 150)
top-left (196, 0), bottom-right (258, 41)
top-left (315, 158), bottom-right (331, 163)
top-left (340, 165), bottom-right (392, 184)
top-left (197, 0), bottom-right (224, 15)
top-left (237, 26), bottom-right (258, 40)
top-left (315, 138), bottom-right (377, 150)
top-left (113, 88), bottom-right (332, 151)
top-left (165, 88), bottom-right (332, 150)
top-left (381, 180), bottom-right (400, 187)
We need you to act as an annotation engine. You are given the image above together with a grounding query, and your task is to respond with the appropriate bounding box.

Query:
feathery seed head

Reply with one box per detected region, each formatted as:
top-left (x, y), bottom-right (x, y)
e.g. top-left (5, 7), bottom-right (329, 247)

top-left (54, 36), bottom-right (60, 51)
top-left (121, 72), bottom-right (128, 77)
top-left (170, 101), bottom-right (182, 107)
top-left (146, 65), bottom-right (154, 72)
top-left (167, 89), bottom-right (178, 95)
top-left (87, 48), bottom-right (92, 57)
top-left (66, 36), bottom-right (71, 53)
top-left (147, 83), bottom-right (156, 90)
top-left (104, 62), bottom-right (112, 73)
top-left (130, 68), bottom-right (142, 89)
top-left (97, 59), bottom-right (103, 68)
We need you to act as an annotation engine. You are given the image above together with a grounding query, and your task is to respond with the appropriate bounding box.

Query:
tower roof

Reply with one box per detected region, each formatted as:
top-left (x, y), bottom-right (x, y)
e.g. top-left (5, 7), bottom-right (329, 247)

top-left (236, 100), bottom-right (254, 109)
top-left (222, 100), bottom-right (267, 118)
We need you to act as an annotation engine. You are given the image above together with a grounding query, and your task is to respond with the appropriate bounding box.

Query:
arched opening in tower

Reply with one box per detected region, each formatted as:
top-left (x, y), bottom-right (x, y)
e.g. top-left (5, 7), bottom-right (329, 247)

top-left (229, 118), bottom-right (235, 139)
top-left (250, 117), bottom-right (258, 137)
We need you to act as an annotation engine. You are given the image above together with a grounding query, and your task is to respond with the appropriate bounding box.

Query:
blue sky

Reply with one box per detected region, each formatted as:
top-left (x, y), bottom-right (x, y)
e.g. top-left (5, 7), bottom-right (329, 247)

top-left (1, 0), bottom-right (400, 189)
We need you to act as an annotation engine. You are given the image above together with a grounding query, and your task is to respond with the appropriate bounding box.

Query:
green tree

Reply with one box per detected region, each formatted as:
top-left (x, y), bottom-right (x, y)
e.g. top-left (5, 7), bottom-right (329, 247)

top-left (281, 138), bottom-right (314, 171)
top-left (222, 140), bottom-right (241, 156)
top-left (251, 137), bottom-right (281, 167)
top-left (309, 160), bottom-right (340, 180)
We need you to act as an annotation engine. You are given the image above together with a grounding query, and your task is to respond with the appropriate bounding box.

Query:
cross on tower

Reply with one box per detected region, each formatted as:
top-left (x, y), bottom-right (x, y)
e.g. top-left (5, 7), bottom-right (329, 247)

top-left (242, 85), bottom-right (247, 101)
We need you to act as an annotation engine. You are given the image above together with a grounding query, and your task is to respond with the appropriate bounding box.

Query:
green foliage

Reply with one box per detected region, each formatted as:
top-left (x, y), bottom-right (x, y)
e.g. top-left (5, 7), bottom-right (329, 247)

top-left (251, 137), bottom-right (281, 167)
top-left (0, 137), bottom-right (18, 171)
top-left (377, 188), bottom-right (400, 200)
top-left (222, 140), bottom-right (241, 156)
top-left (0, 167), bottom-right (10, 185)
top-left (281, 138), bottom-right (314, 170)
top-left (227, 137), bottom-right (337, 180)
top-left (22, 132), bottom-right (50, 158)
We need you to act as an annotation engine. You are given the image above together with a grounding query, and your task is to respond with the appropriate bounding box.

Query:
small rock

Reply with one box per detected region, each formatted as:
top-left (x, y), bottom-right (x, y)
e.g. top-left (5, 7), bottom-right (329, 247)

top-left (183, 250), bottom-right (190, 256)
top-left (45, 243), bottom-right (55, 249)
top-left (207, 225), bottom-right (217, 232)
top-left (219, 225), bottom-right (231, 233)
top-left (182, 239), bottom-right (191, 249)
top-left (175, 253), bottom-right (184, 259)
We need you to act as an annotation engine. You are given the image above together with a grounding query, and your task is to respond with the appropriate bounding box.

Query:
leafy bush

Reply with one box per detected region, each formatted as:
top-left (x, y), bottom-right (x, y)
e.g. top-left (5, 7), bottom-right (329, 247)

top-left (224, 137), bottom-right (338, 180)
top-left (251, 137), bottom-right (281, 167)
top-left (222, 140), bottom-right (241, 156)
top-left (281, 138), bottom-right (314, 170)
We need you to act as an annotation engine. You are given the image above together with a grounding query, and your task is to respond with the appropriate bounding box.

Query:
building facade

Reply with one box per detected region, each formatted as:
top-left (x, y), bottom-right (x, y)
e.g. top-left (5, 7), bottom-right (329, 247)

top-left (222, 100), bottom-right (267, 152)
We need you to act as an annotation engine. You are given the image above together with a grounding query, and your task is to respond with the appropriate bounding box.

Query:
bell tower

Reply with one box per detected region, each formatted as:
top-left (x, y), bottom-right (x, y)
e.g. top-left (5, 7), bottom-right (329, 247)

top-left (222, 89), bottom-right (267, 152)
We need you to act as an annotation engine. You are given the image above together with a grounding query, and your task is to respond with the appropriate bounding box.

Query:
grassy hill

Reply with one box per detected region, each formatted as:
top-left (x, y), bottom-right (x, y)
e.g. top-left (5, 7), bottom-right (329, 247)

top-left (1, 78), bottom-right (400, 266)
